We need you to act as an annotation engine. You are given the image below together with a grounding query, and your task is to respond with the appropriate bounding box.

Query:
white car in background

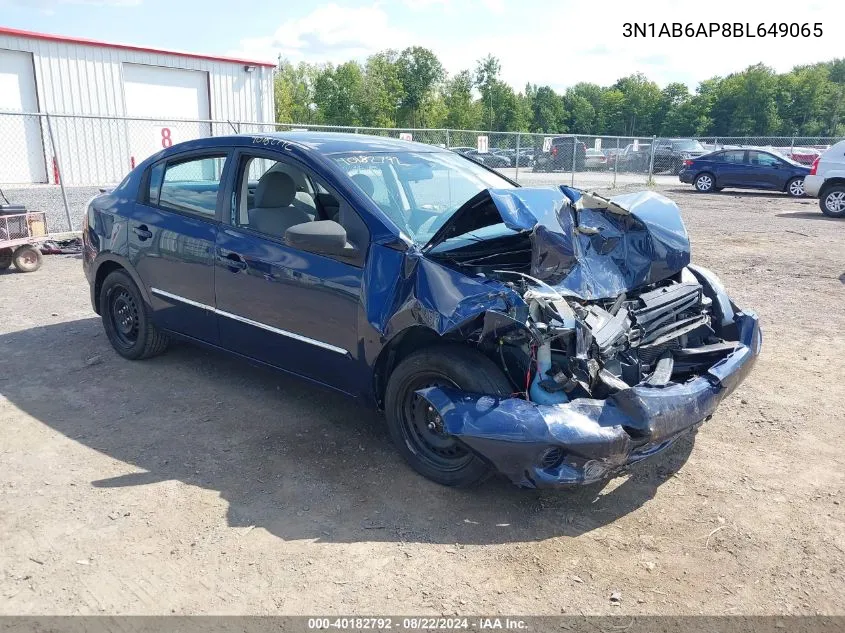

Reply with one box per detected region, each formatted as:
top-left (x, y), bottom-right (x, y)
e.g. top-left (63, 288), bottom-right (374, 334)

top-left (803, 140), bottom-right (845, 217)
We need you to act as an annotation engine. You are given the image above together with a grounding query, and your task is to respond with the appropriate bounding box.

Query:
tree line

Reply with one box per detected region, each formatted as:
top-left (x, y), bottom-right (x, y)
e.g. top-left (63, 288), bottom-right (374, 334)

top-left (274, 48), bottom-right (845, 138)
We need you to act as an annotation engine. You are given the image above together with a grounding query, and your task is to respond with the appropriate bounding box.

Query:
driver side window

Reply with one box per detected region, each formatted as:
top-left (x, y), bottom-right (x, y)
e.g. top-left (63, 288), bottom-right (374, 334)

top-left (234, 156), bottom-right (319, 239)
top-left (233, 153), bottom-right (369, 265)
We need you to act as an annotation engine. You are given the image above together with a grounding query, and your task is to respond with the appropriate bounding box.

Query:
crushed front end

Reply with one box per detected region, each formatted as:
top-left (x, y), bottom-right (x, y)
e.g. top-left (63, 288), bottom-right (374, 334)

top-left (418, 187), bottom-right (762, 488)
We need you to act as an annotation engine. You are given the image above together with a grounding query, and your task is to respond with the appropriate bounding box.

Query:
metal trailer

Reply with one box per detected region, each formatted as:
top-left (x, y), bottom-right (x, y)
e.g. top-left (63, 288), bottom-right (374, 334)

top-left (0, 211), bottom-right (48, 272)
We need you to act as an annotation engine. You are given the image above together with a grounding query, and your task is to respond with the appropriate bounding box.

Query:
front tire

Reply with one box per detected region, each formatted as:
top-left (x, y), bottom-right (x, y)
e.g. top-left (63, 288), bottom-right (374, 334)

top-left (820, 185), bottom-right (845, 218)
top-left (694, 172), bottom-right (715, 193)
top-left (786, 177), bottom-right (805, 197)
top-left (99, 269), bottom-right (169, 360)
top-left (384, 345), bottom-right (512, 487)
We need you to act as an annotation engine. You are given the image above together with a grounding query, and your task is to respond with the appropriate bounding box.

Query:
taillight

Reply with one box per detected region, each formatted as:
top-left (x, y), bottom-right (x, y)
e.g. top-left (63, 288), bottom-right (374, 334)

top-left (810, 156), bottom-right (820, 175)
top-left (551, 146), bottom-right (558, 157)
top-left (683, 159), bottom-right (693, 167)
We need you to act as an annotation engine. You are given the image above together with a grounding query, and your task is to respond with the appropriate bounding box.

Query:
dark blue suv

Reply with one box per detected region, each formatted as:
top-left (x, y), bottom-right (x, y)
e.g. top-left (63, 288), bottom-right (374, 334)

top-left (83, 133), bottom-right (760, 489)
top-left (679, 148), bottom-right (810, 196)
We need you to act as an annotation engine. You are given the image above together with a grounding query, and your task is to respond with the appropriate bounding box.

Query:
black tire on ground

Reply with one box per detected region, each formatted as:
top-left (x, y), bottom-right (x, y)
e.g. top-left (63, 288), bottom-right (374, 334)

top-left (819, 185), bottom-right (845, 218)
top-left (384, 344), bottom-right (512, 487)
top-left (0, 248), bottom-right (12, 270)
top-left (786, 177), bottom-right (805, 198)
top-left (99, 268), bottom-right (169, 360)
top-left (12, 245), bottom-right (43, 272)
top-left (694, 172), bottom-right (716, 193)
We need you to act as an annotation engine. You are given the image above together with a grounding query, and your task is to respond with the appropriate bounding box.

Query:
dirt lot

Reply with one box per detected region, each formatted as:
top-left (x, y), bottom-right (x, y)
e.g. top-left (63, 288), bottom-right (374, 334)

top-left (1, 186), bottom-right (843, 616)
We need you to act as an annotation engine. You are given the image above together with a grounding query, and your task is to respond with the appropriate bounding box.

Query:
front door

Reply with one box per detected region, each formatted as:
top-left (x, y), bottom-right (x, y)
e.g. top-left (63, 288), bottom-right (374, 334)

top-left (213, 149), bottom-right (367, 394)
top-left (747, 151), bottom-right (787, 190)
top-left (129, 152), bottom-right (230, 344)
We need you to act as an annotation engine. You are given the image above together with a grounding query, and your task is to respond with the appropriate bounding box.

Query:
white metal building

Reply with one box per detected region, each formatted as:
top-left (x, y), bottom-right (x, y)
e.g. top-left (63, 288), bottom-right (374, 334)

top-left (0, 27), bottom-right (275, 185)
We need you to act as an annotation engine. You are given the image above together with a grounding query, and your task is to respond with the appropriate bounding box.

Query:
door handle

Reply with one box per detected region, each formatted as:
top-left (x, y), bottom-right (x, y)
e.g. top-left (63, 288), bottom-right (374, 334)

top-left (132, 225), bottom-right (152, 240)
top-left (218, 251), bottom-right (247, 272)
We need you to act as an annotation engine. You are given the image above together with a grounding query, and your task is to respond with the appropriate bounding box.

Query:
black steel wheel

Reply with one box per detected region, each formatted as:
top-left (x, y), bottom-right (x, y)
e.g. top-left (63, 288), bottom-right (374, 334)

top-left (108, 285), bottom-right (140, 350)
top-left (99, 269), bottom-right (169, 360)
top-left (384, 345), bottom-right (512, 487)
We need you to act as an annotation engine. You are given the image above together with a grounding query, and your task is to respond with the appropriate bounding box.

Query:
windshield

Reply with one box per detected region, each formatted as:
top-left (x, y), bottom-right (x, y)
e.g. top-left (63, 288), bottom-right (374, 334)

top-left (332, 151), bottom-right (514, 244)
top-left (672, 139), bottom-right (705, 151)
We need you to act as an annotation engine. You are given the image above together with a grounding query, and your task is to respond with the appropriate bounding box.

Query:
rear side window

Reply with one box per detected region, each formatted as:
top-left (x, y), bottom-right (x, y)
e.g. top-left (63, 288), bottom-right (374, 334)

top-left (720, 151), bottom-right (746, 164)
top-left (149, 155), bottom-right (227, 218)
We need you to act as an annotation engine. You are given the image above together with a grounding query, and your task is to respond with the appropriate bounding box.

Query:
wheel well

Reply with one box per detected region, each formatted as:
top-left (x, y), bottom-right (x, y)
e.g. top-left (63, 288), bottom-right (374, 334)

top-left (93, 260), bottom-right (124, 315)
top-left (372, 326), bottom-right (472, 410)
top-left (819, 178), bottom-right (845, 197)
top-left (783, 175), bottom-right (803, 191)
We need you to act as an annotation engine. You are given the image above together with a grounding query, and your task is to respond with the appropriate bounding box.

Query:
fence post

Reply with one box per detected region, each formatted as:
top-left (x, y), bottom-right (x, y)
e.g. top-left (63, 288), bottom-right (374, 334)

top-left (445, 129), bottom-right (450, 148)
top-left (44, 113), bottom-right (73, 233)
top-left (571, 135), bottom-right (577, 187)
top-left (514, 132), bottom-right (521, 183)
top-left (714, 136), bottom-right (719, 150)
top-left (613, 137), bottom-right (619, 188)
top-left (790, 135), bottom-right (795, 158)
top-left (647, 135), bottom-right (657, 185)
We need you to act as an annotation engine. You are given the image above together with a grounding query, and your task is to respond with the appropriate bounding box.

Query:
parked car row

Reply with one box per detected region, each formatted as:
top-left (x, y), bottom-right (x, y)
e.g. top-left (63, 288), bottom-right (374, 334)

top-left (450, 146), bottom-right (535, 168)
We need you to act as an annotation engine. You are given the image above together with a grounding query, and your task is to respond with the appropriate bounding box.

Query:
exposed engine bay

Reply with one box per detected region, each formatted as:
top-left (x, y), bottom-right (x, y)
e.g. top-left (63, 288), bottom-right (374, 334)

top-left (483, 270), bottom-right (739, 405)
top-left (423, 187), bottom-right (742, 404)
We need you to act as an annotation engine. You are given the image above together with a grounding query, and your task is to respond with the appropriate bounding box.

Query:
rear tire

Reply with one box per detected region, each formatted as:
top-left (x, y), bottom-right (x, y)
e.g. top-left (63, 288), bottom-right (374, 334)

top-left (786, 177), bottom-right (805, 198)
top-left (12, 245), bottom-right (42, 272)
top-left (100, 269), bottom-right (169, 360)
top-left (694, 172), bottom-right (715, 193)
top-left (819, 185), bottom-right (845, 218)
top-left (384, 344), bottom-right (512, 487)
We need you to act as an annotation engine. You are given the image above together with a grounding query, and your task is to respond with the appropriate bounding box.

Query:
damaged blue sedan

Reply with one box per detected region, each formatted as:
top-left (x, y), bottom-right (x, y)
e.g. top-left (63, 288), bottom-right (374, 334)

top-left (83, 133), bottom-right (761, 489)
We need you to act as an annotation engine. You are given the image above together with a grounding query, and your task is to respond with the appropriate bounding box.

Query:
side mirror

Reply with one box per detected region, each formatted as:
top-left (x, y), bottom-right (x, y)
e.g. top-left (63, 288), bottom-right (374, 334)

top-left (285, 220), bottom-right (355, 257)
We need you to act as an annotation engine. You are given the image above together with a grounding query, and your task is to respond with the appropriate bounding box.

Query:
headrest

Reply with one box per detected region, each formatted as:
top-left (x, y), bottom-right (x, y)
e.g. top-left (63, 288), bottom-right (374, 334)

top-left (351, 173), bottom-right (375, 197)
top-left (255, 171), bottom-right (295, 208)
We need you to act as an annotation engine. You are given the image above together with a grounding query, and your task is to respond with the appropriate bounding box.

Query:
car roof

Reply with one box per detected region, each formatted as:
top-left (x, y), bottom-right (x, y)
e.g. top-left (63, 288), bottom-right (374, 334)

top-left (174, 131), bottom-right (447, 156)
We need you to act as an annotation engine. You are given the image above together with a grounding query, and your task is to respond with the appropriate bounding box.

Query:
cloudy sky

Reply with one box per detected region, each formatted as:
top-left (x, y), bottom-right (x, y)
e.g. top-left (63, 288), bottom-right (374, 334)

top-left (1, 0), bottom-right (839, 91)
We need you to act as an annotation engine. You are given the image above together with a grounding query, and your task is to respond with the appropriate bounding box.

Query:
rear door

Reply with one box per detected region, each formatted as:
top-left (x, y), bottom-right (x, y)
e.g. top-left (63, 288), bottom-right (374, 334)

top-left (213, 148), bottom-right (368, 394)
top-left (712, 150), bottom-right (748, 187)
top-left (130, 151), bottom-right (230, 344)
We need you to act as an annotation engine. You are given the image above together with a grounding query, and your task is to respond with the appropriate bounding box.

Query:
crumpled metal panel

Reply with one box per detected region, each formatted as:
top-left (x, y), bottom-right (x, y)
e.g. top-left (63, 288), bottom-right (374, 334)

top-left (484, 187), bottom-right (691, 300)
top-left (417, 312), bottom-right (761, 488)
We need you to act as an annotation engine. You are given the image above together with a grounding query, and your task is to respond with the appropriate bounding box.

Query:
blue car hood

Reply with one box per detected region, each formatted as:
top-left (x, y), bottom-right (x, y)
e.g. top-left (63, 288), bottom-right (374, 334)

top-left (425, 186), bottom-right (691, 301)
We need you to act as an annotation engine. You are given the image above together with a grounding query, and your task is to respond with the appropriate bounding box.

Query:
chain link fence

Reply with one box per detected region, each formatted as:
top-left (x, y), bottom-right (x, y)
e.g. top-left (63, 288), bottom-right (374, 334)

top-left (2, 110), bottom-right (842, 233)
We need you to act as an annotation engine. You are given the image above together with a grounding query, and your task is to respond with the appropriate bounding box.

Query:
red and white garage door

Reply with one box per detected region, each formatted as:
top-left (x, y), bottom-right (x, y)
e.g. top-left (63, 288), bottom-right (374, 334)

top-left (0, 48), bottom-right (47, 183)
top-left (122, 63), bottom-right (211, 165)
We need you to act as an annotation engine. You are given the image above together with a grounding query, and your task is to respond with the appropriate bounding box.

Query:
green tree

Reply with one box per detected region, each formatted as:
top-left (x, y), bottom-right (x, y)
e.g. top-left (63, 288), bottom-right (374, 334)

top-left (396, 46), bottom-right (444, 127)
top-left (613, 73), bottom-right (662, 136)
top-left (531, 85), bottom-right (565, 133)
top-left (443, 70), bottom-right (481, 129)
top-left (274, 59), bottom-right (320, 124)
top-left (474, 55), bottom-right (501, 130)
top-left (657, 82), bottom-right (693, 136)
top-left (358, 50), bottom-right (403, 128)
top-left (312, 62), bottom-right (365, 126)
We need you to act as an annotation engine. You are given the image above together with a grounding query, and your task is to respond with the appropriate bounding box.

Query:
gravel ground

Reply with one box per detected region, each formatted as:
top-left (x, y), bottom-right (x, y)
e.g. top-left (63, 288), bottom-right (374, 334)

top-left (0, 185), bottom-right (843, 616)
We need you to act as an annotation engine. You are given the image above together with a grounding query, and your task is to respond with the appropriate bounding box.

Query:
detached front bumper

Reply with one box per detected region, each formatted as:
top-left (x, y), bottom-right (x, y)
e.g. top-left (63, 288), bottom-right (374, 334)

top-left (418, 312), bottom-right (761, 488)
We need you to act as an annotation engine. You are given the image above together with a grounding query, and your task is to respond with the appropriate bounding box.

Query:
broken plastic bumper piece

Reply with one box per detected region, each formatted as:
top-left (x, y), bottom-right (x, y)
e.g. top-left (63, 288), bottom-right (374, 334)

top-left (417, 312), bottom-right (761, 488)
